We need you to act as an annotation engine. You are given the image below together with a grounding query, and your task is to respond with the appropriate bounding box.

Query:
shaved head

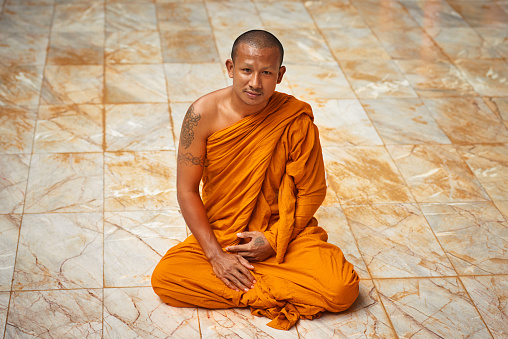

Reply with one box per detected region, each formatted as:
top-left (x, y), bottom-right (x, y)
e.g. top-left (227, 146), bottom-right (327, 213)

top-left (231, 30), bottom-right (284, 67)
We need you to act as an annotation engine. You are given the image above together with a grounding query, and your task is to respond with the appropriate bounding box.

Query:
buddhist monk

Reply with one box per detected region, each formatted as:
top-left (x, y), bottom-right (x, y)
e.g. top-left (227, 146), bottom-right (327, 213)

top-left (152, 30), bottom-right (359, 330)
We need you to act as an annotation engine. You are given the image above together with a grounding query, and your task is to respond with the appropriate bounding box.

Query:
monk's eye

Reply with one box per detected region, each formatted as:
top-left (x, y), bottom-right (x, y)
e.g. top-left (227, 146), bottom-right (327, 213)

top-left (263, 71), bottom-right (271, 75)
top-left (243, 68), bottom-right (251, 73)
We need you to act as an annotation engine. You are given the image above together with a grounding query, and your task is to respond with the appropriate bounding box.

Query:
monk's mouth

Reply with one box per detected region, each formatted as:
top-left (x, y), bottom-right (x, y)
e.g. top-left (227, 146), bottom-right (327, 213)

top-left (245, 91), bottom-right (262, 98)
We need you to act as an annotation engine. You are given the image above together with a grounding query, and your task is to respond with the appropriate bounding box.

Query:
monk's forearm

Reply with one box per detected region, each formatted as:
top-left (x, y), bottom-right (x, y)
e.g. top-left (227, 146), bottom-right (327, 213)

top-left (177, 191), bottom-right (223, 260)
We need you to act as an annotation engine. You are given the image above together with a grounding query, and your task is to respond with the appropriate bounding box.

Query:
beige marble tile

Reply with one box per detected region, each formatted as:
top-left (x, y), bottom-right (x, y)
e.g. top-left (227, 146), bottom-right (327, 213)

top-left (401, 0), bottom-right (469, 27)
top-left (205, 0), bottom-right (263, 30)
top-left (108, 0), bottom-right (153, 2)
top-left (213, 28), bottom-right (247, 64)
top-left (396, 60), bottom-right (476, 98)
top-left (25, 153), bottom-right (103, 213)
top-left (476, 26), bottom-right (508, 58)
top-left (0, 5), bottom-right (53, 33)
top-left (105, 64), bottom-right (168, 103)
top-left (423, 97), bottom-right (508, 143)
top-left (157, 2), bottom-right (212, 31)
top-left (455, 59), bottom-right (508, 97)
top-left (0, 107), bottom-right (36, 154)
top-left (0, 292), bottom-right (9, 337)
top-left (304, 0), bottom-right (367, 29)
top-left (255, 1), bottom-right (315, 29)
top-left (53, 3), bottom-right (104, 32)
top-left (47, 32), bottom-right (104, 65)
top-left (340, 60), bottom-right (417, 99)
top-left (362, 98), bottom-right (451, 145)
top-left (375, 27), bottom-right (448, 61)
top-left (495, 200), bottom-right (508, 221)
top-left (323, 146), bottom-right (414, 204)
top-left (0, 214), bottom-right (20, 291)
top-left (0, 33), bottom-right (48, 66)
top-left (12, 213), bottom-right (103, 290)
top-left (105, 30), bottom-right (163, 64)
top-left (309, 99), bottom-right (383, 146)
top-left (286, 63), bottom-right (355, 100)
top-left (296, 280), bottom-right (396, 338)
top-left (106, 103), bottom-right (173, 152)
top-left (316, 204), bottom-right (369, 279)
top-left (427, 27), bottom-right (501, 59)
top-left (344, 203), bottom-right (455, 278)
top-left (322, 28), bottom-right (391, 60)
top-left (34, 104), bottom-right (103, 153)
top-left (457, 144), bottom-right (508, 201)
top-left (421, 202), bottom-right (507, 275)
top-left (6, 0), bottom-right (53, 4)
top-left (6, 289), bottom-right (102, 338)
top-left (486, 97), bottom-right (508, 121)
top-left (269, 29), bottom-right (335, 63)
top-left (104, 210), bottom-right (187, 287)
top-left (0, 65), bottom-right (43, 107)
top-left (41, 65), bottom-right (103, 104)
top-left (355, 0), bottom-right (418, 27)
top-left (199, 307), bottom-right (299, 338)
top-left (106, 3), bottom-right (157, 31)
top-left (55, 0), bottom-right (103, 2)
top-left (104, 287), bottom-right (200, 338)
top-left (164, 63), bottom-right (227, 102)
top-left (388, 145), bottom-right (489, 203)
top-left (462, 276), bottom-right (508, 338)
top-left (375, 277), bottom-right (490, 338)
top-left (104, 151), bottom-right (177, 211)
top-left (450, 1), bottom-right (508, 27)
top-left (161, 30), bottom-right (219, 63)
top-left (0, 155), bottom-right (30, 214)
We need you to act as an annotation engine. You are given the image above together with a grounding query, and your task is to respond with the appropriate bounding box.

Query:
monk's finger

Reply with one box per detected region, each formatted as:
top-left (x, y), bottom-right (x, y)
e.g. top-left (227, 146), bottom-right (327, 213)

top-left (237, 231), bottom-right (258, 239)
top-left (220, 277), bottom-right (239, 292)
top-left (225, 243), bottom-right (249, 252)
top-left (236, 232), bottom-right (252, 239)
top-left (229, 272), bottom-right (251, 292)
top-left (237, 255), bottom-right (255, 270)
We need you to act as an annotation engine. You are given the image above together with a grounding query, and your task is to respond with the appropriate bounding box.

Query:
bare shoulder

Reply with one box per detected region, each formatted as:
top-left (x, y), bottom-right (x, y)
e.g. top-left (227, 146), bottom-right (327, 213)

top-left (180, 89), bottom-right (224, 149)
top-left (182, 88), bottom-right (229, 140)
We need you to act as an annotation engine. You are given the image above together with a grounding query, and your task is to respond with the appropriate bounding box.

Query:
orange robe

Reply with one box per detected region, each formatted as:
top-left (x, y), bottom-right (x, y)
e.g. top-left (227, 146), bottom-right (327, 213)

top-left (152, 92), bottom-right (359, 330)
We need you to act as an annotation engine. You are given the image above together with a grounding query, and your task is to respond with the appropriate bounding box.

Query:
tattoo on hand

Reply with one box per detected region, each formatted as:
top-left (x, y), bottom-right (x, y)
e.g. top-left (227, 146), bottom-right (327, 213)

top-left (253, 237), bottom-right (265, 247)
top-left (178, 151), bottom-right (205, 167)
top-left (180, 105), bottom-right (201, 149)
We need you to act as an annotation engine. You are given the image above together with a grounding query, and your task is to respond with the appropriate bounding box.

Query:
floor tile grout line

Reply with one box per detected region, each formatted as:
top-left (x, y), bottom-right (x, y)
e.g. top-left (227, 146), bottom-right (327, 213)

top-left (416, 198), bottom-right (497, 337)
top-left (455, 275), bottom-right (496, 338)
top-left (102, 1), bottom-right (106, 338)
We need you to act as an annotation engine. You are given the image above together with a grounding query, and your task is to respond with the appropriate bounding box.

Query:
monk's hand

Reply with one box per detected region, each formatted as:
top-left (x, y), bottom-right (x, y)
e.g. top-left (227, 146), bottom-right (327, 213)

top-left (226, 231), bottom-right (275, 262)
top-left (209, 252), bottom-right (256, 292)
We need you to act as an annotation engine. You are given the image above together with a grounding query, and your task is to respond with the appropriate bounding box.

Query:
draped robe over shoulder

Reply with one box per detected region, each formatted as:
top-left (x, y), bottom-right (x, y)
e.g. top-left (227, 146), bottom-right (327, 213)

top-left (152, 92), bottom-right (359, 330)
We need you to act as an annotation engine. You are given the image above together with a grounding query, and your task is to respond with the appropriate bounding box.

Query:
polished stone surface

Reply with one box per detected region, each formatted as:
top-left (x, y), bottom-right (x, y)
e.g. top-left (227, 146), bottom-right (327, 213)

top-left (1, 0), bottom-right (507, 337)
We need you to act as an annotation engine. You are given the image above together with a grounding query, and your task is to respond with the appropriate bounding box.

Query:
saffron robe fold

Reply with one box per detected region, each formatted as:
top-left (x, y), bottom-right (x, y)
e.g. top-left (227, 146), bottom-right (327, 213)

top-left (152, 92), bottom-right (359, 330)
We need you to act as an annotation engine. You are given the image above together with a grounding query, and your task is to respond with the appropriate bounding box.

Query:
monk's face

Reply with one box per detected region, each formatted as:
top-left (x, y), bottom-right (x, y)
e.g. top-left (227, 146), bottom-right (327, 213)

top-left (226, 43), bottom-right (286, 110)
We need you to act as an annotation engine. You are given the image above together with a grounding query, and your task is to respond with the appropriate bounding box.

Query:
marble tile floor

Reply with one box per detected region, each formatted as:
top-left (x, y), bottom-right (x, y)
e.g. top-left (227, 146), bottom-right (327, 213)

top-left (0, 0), bottom-right (507, 337)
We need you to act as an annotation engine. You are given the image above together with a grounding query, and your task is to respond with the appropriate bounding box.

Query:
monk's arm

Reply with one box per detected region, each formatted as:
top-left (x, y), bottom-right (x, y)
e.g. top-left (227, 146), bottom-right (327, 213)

top-left (176, 103), bottom-right (256, 292)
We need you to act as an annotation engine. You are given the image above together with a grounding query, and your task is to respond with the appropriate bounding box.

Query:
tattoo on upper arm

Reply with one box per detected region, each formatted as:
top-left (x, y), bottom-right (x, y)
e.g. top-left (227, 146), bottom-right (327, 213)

top-left (180, 105), bottom-right (201, 149)
top-left (178, 151), bottom-right (205, 167)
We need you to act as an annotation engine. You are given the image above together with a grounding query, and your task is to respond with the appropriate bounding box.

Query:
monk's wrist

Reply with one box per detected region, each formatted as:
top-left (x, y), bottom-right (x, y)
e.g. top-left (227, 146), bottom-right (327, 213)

top-left (205, 248), bottom-right (225, 262)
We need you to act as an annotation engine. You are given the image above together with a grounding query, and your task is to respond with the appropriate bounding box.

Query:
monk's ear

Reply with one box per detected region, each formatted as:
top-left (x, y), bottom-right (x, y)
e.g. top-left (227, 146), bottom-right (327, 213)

top-left (277, 66), bottom-right (286, 84)
top-left (226, 59), bottom-right (234, 78)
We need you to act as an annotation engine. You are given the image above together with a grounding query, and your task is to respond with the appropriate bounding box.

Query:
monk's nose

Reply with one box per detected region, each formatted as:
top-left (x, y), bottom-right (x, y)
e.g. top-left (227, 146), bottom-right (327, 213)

top-left (249, 73), bottom-right (261, 89)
